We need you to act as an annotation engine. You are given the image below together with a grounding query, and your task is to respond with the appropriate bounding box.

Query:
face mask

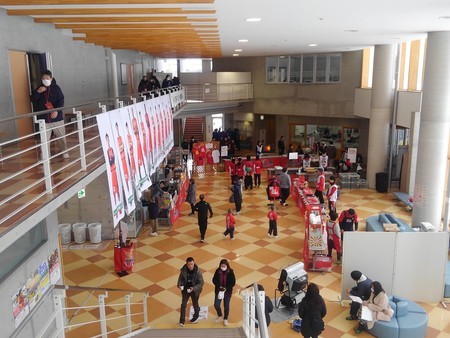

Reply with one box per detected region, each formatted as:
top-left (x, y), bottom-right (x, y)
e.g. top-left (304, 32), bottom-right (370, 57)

top-left (42, 79), bottom-right (52, 87)
top-left (221, 266), bottom-right (227, 271)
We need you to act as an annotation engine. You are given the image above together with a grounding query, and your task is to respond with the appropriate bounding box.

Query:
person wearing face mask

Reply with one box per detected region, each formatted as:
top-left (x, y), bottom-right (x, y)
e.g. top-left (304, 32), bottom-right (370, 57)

top-left (354, 281), bottom-right (394, 334)
top-left (212, 259), bottom-right (236, 326)
top-left (30, 70), bottom-right (68, 159)
top-left (346, 270), bottom-right (373, 321)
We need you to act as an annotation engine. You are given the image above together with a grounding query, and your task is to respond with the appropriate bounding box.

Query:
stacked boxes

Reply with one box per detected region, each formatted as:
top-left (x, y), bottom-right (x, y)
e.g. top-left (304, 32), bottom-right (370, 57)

top-left (339, 173), bottom-right (367, 189)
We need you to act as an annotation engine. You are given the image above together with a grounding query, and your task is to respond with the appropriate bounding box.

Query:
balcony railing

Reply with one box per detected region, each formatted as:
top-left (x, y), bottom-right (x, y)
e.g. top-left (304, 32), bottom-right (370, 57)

top-left (184, 83), bottom-right (253, 102)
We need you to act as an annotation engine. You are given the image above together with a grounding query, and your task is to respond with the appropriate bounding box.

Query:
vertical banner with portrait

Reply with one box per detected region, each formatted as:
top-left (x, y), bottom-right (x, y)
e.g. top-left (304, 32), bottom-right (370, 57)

top-left (124, 105), bottom-right (151, 192)
top-left (109, 110), bottom-right (137, 214)
top-left (48, 249), bottom-right (61, 285)
top-left (161, 94), bottom-right (174, 151)
top-left (96, 112), bottom-right (125, 226)
top-left (142, 101), bottom-right (156, 175)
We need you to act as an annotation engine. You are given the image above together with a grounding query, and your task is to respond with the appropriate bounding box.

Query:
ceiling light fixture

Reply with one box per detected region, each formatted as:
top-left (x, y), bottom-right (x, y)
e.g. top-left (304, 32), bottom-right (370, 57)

top-left (245, 17), bottom-right (262, 22)
top-left (308, 43), bottom-right (318, 47)
top-left (238, 39), bottom-right (249, 43)
top-left (235, 49), bottom-right (242, 52)
top-left (438, 16), bottom-right (450, 19)
top-left (345, 29), bottom-right (359, 33)
top-left (233, 54), bottom-right (239, 57)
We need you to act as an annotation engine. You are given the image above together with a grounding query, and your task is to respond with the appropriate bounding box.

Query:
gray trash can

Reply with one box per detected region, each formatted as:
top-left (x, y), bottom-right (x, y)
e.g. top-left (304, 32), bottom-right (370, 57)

top-left (58, 223), bottom-right (72, 244)
top-left (72, 223), bottom-right (87, 244)
top-left (88, 223), bottom-right (102, 244)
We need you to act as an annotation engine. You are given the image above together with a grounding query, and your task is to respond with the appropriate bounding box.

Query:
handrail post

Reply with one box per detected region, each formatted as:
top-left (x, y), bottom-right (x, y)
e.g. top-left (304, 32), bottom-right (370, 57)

top-left (38, 119), bottom-right (53, 194)
top-left (75, 109), bottom-right (87, 170)
top-left (118, 101), bottom-right (124, 108)
top-left (143, 293), bottom-right (149, 327)
top-left (125, 293), bottom-right (132, 334)
top-left (99, 102), bottom-right (107, 114)
top-left (99, 292), bottom-right (108, 338)
top-left (53, 294), bottom-right (65, 338)
top-left (131, 96), bottom-right (137, 104)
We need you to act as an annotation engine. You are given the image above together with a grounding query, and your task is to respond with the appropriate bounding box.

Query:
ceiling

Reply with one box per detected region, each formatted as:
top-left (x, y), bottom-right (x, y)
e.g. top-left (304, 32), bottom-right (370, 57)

top-left (2, 0), bottom-right (450, 58)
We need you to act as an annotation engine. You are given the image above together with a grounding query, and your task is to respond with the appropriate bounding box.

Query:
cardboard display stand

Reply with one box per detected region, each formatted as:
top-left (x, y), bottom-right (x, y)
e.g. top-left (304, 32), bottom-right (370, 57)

top-left (114, 243), bottom-right (134, 276)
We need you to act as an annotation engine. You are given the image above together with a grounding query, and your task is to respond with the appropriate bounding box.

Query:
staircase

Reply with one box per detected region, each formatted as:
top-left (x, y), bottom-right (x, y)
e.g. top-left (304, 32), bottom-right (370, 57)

top-left (183, 116), bottom-right (204, 142)
top-left (131, 327), bottom-right (247, 337)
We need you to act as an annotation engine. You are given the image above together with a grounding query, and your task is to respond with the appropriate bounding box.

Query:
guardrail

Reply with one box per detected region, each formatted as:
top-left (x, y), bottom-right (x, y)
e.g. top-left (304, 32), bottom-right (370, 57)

top-left (184, 83), bottom-right (253, 102)
top-left (241, 282), bottom-right (270, 338)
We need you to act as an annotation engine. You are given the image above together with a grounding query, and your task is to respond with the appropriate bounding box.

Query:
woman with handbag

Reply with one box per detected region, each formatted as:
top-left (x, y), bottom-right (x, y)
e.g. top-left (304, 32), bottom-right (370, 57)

top-left (186, 179), bottom-right (196, 216)
top-left (298, 283), bottom-right (327, 338)
top-left (212, 259), bottom-right (236, 326)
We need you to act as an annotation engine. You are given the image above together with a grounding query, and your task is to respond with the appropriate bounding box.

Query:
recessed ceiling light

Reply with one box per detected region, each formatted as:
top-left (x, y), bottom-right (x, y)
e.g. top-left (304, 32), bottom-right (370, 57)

top-left (234, 49), bottom-right (242, 52)
top-left (245, 17), bottom-right (261, 22)
top-left (238, 39), bottom-right (248, 43)
top-left (345, 29), bottom-right (359, 33)
top-left (233, 54), bottom-right (239, 57)
top-left (438, 16), bottom-right (450, 19)
top-left (308, 43), bottom-right (318, 47)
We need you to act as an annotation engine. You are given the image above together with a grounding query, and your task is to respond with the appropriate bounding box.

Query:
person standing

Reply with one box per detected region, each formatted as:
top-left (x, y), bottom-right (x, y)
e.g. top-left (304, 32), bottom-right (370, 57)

top-left (162, 74), bottom-right (172, 88)
top-left (277, 136), bottom-right (286, 155)
top-left (177, 257), bottom-right (204, 327)
top-left (326, 211), bottom-right (342, 263)
top-left (235, 157), bottom-right (244, 180)
top-left (194, 194), bottom-right (213, 243)
top-left (148, 197), bottom-right (160, 236)
top-left (243, 154), bottom-right (253, 190)
top-left (338, 208), bottom-right (359, 248)
top-left (138, 76), bottom-right (149, 93)
top-left (267, 205), bottom-right (278, 238)
top-left (231, 175), bottom-right (243, 215)
top-left (326, 141), bottom-right (337, 168)
top-left (319, 153), bottom-right (329, 169)
top-left (279, 167), bottom-right (291, 207)
top-left (223, 209), bottom-right (236, 240)
top-left (326, 176), bottom-right (339, 213)
top-left (212, 259), bottom-right (236, 326)
top-left (186, 178), bottom-right (196, 216)
top-left (189, 136), bottom-right (196, 155)
top-left (314, 167), bottom-right (326, 208)
top-left (253, 155), bottom-right (263, 188)
top-left (346, 270), bottom-right (372, 321)
top-left (297, 283), bottom-right (327, 338)
top-left (255, 141), bottom-right (263, 157)
top-left (256, 284), bottom-right (274, 327)
top-left (30, 70), bottom-right (68, 159)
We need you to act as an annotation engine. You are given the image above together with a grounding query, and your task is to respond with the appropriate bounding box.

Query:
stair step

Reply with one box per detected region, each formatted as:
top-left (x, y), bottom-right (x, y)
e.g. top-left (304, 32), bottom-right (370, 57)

top-left (132, 327), bottom-right (246, 337)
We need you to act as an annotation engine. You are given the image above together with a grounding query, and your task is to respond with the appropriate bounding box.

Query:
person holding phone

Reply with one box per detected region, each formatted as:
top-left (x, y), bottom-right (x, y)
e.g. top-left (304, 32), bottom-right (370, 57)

top-left (31, 70), bottom-right (68, 159)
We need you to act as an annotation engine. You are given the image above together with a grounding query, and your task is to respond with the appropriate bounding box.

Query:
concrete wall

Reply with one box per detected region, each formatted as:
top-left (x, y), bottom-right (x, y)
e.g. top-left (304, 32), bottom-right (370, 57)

top-left (0, 211), bottom-right (62, 337)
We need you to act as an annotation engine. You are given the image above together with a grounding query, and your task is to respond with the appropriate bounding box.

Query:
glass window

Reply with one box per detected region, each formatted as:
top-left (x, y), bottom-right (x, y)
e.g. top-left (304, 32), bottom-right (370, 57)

top-left (278, 56), bottom-right (289, 83)
top-left (290, 56), bottom-right (301, 83)
top-left (329, 55), bottom-right (341, 82)
top-left (266, 57), bottom-right (278, 82)
top-left (316, 55), bottom-right (327, 82)
top-left (180, 59), bottom-right (204, 73)
top-left (0, 221), bottom-right (47, 282)
top-left (302, 56), bottom-right (314, 83)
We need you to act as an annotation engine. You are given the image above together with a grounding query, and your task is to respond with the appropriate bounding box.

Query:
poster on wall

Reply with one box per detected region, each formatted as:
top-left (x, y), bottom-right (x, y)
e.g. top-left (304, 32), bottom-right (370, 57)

top-left (124, 105), bottom-right (151, 192)
top-left (347, 147), bottom-right (357, 163)
top-left (109, 110), bottom-right (137, 214)
top-left (12, 284), bottom-right (29, 328)
top-left (96, 112), bottom-right (125, 226)
top-left (48, 249), bottom-right (61, 285)
top-left (27, 261), bottom-right (50, 311)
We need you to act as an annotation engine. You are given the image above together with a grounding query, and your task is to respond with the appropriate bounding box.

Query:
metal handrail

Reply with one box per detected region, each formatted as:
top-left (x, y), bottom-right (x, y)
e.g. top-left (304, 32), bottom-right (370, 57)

top-left (241, 282), bottom-right (270, 338)
top-left (54, 284), bottom-right (149, 294)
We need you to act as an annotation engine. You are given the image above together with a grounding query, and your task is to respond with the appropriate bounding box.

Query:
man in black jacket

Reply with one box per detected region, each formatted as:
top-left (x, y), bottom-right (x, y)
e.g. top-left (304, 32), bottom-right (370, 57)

top-left (194, 194), bottom-right (213, 243)
top-left (30, 70), bottom-right (68, 159)
top-left (346, 270), bottom-right (372, 320)
top-left (177, 257), bottom-right (204, 326)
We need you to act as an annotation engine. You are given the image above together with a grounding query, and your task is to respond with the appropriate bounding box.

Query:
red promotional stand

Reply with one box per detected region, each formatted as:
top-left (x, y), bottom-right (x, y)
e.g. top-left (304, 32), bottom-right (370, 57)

top-left (114, 243), bottom-right (134, 276)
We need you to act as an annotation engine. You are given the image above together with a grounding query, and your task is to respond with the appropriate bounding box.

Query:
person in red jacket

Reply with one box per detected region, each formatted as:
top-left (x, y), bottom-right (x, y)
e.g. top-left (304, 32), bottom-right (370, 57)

top-left (223, 209), bottom-right (236, 240)
top-left (267, 205), bottom-right (279, 238)
top-left (243, 155), bottom-right (253, 190)
top-left (338, 208), bottom-right (359, 250)
top-left (326, 176), bottom-right (339, 213)
top-left (235, 157), bottom-right (244, 180)
top-left (253, 155), bottom-right (263, 188)
top-left (315, 167), bottom-right (326, 208)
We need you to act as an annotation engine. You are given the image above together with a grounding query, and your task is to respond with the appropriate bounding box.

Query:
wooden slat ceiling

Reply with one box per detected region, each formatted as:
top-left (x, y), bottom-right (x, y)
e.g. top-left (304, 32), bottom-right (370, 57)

top-left (1, 0), bottom-right (221, 58)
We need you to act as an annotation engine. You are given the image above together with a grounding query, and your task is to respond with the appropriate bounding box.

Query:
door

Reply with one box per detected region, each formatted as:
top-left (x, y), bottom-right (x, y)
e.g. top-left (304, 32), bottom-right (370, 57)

top-left (9, 50), bottom-right (34, 139)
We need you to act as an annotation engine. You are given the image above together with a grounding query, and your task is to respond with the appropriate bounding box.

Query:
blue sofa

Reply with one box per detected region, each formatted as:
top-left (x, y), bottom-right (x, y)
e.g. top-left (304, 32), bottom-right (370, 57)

top-left (365, 213), bottom-right (414, 232)
top-left (368, 296), bottom-right (428, 338)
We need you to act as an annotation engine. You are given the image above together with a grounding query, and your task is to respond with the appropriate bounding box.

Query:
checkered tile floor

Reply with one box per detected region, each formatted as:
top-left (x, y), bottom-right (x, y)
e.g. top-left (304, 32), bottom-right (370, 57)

top-left (62, 167), bottom-right (450, 337)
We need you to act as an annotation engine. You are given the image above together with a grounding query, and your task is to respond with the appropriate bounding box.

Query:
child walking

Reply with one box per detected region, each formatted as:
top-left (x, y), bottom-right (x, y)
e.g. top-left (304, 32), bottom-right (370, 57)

top-left (223, 209), bottom-right (236, 240)
top-left (326, 211), bottom-right (342, 263)
top-left (267, 205), bottom-right (278, 238)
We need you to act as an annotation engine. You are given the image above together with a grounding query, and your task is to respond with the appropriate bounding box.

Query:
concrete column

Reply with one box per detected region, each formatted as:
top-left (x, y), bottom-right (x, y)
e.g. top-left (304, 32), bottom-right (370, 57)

top-left (412, 31), bottom-right (450, 228)
top-left (366, 45), bottom-right (396, 188)
top-left (407, 111), bottom-right (420, 196)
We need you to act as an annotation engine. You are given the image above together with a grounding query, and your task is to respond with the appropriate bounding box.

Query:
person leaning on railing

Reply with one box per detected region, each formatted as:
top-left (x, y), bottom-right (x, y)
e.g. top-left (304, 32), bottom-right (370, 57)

top-left (30, 69), bottom-right (69, 159)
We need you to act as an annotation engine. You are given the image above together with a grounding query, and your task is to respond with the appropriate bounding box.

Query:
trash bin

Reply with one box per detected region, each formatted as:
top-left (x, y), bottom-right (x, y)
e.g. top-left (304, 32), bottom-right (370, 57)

top-left (58, 223), bottom-right (72, 244)
top-left (376, 172), bottom-right (388, 193)
top-left (88, 223), bottom-right (102, 244)
top-left (72, 223), bottom-right (87, 244)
